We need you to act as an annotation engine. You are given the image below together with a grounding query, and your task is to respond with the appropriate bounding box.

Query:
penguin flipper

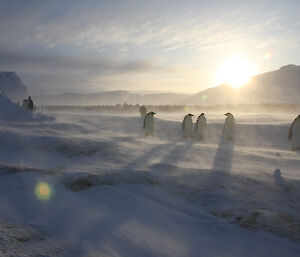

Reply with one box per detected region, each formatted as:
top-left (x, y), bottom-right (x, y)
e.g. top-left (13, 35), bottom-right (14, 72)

top-left (288, 126), bottom-right (292, 140)
top-left (288, 122), bottom-right (294, 140)
top-left (143, 116), bottom-right (146, 129)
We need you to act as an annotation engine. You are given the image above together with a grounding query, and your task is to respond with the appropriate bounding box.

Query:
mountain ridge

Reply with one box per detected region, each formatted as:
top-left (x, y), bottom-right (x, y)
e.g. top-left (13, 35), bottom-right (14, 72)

top-left (33, 64), bottom-right (300, 105)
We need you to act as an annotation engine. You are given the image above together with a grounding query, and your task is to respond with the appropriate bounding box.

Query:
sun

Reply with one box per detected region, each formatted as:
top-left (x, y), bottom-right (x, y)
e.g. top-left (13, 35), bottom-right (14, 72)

top-left (217, 56), bottom-right (257, 89)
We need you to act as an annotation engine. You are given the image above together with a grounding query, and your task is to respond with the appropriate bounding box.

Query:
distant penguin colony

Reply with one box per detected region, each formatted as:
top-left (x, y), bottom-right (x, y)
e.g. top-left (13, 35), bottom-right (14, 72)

top-left (222, 112), bottom-right (235, 141)
top-left (288, 115), bottom-right (300, 150)
top-left (139, 105), bottom-right (147, 118)
top-left (182, 113), bottom-right (194, 138)
top-left (143, 111), bottom-right (156, 136)
top-left (195, 113), bottom-right (207, 140)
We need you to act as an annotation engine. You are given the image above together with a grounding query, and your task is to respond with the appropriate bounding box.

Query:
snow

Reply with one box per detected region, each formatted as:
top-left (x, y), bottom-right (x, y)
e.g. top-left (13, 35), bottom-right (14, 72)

top-left (0, 109), bottom-right (299, 256)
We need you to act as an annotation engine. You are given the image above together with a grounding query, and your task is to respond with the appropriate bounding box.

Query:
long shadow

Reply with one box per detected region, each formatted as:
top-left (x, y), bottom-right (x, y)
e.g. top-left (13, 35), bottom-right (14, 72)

top-left (212, 140), bottom-right (234, 173)
top-left (203, 137), bottom-right (235, 211)
top-left (158, 137), bottom-right (196, 163)
top-left (121, 142), bottom-right (176, 171)
top-left (273, 168), bottom-right (295, 208)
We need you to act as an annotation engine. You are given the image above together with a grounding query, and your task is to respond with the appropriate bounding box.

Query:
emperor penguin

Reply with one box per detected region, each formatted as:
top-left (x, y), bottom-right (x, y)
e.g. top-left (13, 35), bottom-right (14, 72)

top-left (139, 105), bottom-right (147, 118)
top-left (195, 113), bottom-right (207, 140)
top-left (222, 112), bottom-right (235, 141)
top-left (182, 113), bottom-right (194, 138)
top-left (143, 111), bottom-right (156, 136)
top-left (288, 115), bottom-right (300, 150)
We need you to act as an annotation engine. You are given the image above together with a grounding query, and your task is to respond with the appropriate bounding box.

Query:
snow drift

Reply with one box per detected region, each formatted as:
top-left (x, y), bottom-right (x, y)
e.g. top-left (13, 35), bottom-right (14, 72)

top-left (0, 93), bottom-right (50, 122)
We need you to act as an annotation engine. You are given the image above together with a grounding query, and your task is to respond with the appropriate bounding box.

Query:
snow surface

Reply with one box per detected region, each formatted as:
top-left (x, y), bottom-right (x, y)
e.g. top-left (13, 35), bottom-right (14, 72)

top-left (0, 109), bottom-right (299, 256)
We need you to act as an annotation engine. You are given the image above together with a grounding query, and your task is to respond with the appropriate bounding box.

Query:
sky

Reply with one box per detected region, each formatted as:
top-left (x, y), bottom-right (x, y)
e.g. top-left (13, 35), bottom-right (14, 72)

top-left (0, 0), bottom-right (300, 95)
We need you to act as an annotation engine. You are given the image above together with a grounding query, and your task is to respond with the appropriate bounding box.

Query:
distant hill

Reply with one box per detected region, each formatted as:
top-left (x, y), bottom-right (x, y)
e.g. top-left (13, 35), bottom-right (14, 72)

top-left (242, 64), bottom-right (300, 103)
top-left (34, 91), bottom-right (189, 105)
top-left (187, 65), bottom-right (300, 105)
top-left (0, 72), bottom-right (28, 102)
top-left (187, 83), bottom-right (237, 105)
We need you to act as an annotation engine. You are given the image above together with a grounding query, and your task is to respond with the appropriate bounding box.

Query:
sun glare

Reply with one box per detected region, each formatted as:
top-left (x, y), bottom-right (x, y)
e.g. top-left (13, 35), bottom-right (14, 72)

top-left (217, 56), bottom-right (257, 89)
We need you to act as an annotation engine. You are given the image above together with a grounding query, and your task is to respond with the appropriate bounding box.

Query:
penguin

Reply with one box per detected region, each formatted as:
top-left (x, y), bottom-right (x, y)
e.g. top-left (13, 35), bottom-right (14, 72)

top-left (143, 111), bottom-right (156, 136)
top-left (182, 113), bottom-right (194, 138)
top-left (195, 113), bottom-right (207, 140)
top-left (222, 112), bottom-right (235, 141)
top-left (139, 105), bottom-right (147, 118)
top-left (288, 115), bottom-right (300, 150)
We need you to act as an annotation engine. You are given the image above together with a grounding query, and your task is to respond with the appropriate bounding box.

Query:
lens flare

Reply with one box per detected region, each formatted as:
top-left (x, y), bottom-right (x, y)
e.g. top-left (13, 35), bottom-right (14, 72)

top-left (34, 182), bottom-right (52, 201)
top-left (202, 94), bottom-right (208, 100)
top-left (184, 106), bottom-right (190, 112)
top-left (264, 52), bottom-right (272, 60)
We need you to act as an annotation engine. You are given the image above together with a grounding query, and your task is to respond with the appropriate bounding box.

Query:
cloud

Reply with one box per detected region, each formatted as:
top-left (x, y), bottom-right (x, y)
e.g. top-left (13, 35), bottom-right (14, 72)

top-left (0, 1), bottom-right (297, 53)
top-left (2, 0), bottom-right (300, 53)
top-left (0, 48), bottom-right (170, 94)
top-left (0, 48), bottom-right (166, 74)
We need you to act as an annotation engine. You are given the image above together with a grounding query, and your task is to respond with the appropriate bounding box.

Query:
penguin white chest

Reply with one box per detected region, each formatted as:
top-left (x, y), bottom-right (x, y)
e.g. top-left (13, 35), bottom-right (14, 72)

top-left (223, 116), bottom-right (235, 140)
top-left (195, 116), bottom-right (207, 139)
top-left (144, 115), bottom-right (154, 135)
top-left (183, 116), bottom-right (193, 137)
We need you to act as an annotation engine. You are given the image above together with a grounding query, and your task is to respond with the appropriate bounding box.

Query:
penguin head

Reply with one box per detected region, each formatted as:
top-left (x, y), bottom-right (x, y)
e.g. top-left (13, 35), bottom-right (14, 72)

top-left (149, 111), bottom-right (156, 115)
top-left (200, 113), bottom-right (205, 116)
top-left (224, 112), bottom-right (232, 117)
top-left (188, 113), bottom-right (194, 117)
